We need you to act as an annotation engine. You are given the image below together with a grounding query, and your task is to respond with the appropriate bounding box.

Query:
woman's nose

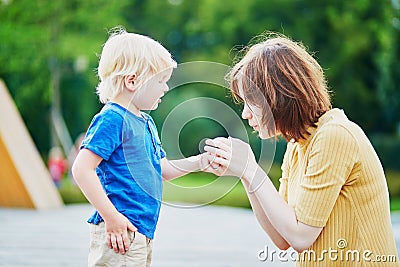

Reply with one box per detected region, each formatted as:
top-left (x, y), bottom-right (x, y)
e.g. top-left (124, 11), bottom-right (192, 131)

top-left (241, 104), bottom-right (253, 120)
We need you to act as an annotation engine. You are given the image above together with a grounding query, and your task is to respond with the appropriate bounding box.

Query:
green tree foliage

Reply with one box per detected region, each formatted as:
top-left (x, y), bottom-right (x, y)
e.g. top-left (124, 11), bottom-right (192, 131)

top-left (121, 0), bottom-right (399, 160)
top-left (0, 0), bottom-right (129, 155)
top-left (125, 0), bottom-right (399, 133)
top-left (0, 0), bottom-right (399, 159)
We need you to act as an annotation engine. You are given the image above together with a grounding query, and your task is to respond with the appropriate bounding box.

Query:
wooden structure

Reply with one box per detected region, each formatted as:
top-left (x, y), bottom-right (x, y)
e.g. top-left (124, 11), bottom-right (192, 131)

top-left (0, 79), bottom-right (63, 209)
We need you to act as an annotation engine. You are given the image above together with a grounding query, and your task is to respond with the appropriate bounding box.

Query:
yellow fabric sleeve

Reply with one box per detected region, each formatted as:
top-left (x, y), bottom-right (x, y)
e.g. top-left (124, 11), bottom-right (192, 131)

top-left (295, 124), bottom-right (359, 227)
top-left (278, 142), bottom-right (292, 203)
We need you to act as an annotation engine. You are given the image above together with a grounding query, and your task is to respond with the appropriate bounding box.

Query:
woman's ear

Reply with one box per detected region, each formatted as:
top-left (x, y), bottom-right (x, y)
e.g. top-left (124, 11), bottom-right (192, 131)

top-left (124, 74), bottom-right (136, 92)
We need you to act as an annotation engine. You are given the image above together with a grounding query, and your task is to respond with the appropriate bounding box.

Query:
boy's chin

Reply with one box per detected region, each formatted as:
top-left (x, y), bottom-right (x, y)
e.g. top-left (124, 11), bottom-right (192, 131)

top-left (149, 103), bottom-right (159, 110)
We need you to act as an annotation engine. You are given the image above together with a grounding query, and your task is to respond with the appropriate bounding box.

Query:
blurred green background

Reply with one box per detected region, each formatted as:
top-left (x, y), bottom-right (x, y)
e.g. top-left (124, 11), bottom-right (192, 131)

top-left (0, 0), bottom-right (399, 210)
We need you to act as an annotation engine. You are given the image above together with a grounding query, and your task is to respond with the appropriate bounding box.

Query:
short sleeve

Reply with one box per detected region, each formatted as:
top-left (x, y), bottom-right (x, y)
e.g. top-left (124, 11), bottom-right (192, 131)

top-left (81, 110), bottom-right (123, 161)
top-left (295, 124), bottom-right (358, 227)
top-left (278, 142), bottom-right (292, 202)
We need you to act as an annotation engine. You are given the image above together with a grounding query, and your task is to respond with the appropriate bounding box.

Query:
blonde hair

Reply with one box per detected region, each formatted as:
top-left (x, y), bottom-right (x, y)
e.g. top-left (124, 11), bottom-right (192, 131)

top-left (96, 27), bottom-right (177, 103)
top-left (228, 33), bottom-right (331, 141)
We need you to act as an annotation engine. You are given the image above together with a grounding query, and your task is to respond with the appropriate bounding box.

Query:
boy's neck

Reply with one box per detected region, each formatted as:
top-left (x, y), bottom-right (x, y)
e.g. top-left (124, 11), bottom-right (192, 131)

top-left (110, 95), bottom-right (141, 117)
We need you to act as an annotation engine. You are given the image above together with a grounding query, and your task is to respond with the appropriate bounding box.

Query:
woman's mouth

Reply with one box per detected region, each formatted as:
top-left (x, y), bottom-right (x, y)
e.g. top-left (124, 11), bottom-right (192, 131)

top-left (250, 125), bottom-right (259, 130)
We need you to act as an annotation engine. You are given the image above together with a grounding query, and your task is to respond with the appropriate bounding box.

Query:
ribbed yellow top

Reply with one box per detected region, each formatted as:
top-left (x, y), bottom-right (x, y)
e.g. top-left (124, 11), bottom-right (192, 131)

top-left (279, 108), bottom-right (399, 266)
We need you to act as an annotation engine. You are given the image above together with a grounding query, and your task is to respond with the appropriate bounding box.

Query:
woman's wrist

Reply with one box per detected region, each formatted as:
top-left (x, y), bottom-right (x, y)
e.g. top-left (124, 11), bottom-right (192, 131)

top-left (243, 164), bottom-right (269, 193)
top-left (242, 161), bottom-right (259, 182)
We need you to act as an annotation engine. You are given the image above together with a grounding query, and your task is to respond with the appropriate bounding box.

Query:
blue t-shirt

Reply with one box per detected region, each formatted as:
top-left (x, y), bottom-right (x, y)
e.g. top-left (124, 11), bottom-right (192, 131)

top-left (81, 102), bottom-right (165, 239)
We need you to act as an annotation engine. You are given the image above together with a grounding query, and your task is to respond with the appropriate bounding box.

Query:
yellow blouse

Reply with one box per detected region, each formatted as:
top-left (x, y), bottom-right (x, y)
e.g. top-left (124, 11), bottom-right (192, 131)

top-left (279, 109), bottom-right (399, 266)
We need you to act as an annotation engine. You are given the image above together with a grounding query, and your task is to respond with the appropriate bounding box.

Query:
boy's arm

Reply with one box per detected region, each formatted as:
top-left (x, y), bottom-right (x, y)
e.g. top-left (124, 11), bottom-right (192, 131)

top-left (161, 154), bottom-right (207, 181)
top-left (71, 148), bottom-right (136, 254)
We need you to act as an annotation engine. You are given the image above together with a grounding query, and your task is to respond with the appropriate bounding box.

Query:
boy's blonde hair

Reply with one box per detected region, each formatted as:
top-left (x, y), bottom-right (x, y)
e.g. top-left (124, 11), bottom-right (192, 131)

top-left (96, 27), bottom-right (177, 103)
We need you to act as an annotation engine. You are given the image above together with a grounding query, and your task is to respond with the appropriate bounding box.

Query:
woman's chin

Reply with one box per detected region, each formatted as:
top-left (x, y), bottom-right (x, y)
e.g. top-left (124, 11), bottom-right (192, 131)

top-left (258, 130), bottom-right (277, 140)
top-left (258, 133), bottom-right (268, 139)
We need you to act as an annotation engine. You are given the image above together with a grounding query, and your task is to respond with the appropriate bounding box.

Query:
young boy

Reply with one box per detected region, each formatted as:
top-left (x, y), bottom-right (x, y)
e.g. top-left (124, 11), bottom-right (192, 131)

top-left (72, 28), bottom-right (205, 267)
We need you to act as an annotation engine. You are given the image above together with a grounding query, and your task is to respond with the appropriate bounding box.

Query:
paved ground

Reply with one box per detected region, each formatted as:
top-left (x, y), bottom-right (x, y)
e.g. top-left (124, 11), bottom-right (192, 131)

top-left (0, 204), bottom-right (399, 267)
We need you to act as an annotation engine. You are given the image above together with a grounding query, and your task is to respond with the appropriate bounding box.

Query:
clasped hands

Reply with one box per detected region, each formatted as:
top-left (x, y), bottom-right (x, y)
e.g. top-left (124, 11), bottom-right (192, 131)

top-left (201, 136), bottom-right (258, 182)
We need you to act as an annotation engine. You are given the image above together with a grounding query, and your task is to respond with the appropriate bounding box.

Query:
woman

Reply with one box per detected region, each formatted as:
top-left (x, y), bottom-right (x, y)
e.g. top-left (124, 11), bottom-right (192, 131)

top-left (204, 33), bottom-right (398, 266)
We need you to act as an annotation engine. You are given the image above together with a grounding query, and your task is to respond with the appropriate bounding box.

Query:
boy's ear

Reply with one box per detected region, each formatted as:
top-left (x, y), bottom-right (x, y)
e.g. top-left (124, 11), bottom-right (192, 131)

top-left (124, 74), bottom-right (136, 92)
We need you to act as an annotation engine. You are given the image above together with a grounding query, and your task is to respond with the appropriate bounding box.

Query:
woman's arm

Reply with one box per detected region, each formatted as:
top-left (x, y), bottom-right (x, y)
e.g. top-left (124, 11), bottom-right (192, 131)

top-left (71, 148), bottom-right (136, 254)
top-left (243, 165), bottom-right (322, 252)
top-left (204, 137), bottom-right (322, 252)
top-left (241, 179), bottom-right (290, 250)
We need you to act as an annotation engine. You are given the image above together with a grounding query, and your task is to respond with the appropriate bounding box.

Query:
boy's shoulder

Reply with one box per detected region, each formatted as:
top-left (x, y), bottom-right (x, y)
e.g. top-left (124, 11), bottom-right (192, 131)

top-left (100, 103), bottom-right (126, 118)
top-left (88, 103), bottom-right (125, 129)
top-left (100, 103), bottom-right (155, 121)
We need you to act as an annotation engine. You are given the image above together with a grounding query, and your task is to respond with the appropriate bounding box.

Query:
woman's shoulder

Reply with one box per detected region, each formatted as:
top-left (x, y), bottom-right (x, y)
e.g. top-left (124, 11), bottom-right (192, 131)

top-left (314, 114), bottom-right (363, 152)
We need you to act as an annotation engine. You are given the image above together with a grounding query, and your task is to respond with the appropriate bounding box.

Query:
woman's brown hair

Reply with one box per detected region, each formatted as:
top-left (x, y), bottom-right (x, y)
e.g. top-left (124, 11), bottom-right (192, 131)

top-left (228, 33), bottom-right (331, 142)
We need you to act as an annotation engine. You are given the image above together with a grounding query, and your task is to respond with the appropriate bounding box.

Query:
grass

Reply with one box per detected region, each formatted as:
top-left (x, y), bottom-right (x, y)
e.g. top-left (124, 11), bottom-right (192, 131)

top-left (58, 172), bottom-right (254, 208)
top-left (163, 163), bottom-right (282, 208)
top-left (391, 198), bottom-right (400, 212)
top-left (162, 172), bottom-right (250, 208)
top-left (58, 165), bottom-right (400, 211)
top-left (386, 169), bottom-right (400, 211)
top-left (58, 177), bottom-right (88, 204)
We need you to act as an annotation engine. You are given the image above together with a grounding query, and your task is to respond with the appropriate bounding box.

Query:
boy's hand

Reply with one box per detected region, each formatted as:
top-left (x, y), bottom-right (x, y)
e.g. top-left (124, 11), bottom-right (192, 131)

top-left (199, 152), bottom-right (220, 171)
top-left (104, 212), bottom-right (137, 254)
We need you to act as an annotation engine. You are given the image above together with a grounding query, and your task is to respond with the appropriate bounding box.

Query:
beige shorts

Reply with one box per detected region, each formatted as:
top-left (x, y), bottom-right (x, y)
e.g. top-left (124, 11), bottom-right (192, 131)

top-left (88, 222), bottom-right (153, 267)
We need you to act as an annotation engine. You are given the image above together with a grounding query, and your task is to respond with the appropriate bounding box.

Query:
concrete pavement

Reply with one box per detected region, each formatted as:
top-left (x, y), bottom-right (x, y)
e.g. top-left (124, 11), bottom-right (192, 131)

top-left (0, 204), bottom-right (398, 266)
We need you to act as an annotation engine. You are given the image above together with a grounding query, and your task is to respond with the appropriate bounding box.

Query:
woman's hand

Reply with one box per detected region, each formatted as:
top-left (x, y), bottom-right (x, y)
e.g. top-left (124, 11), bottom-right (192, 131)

top-left (203, 137), bottom-right (258, 181)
